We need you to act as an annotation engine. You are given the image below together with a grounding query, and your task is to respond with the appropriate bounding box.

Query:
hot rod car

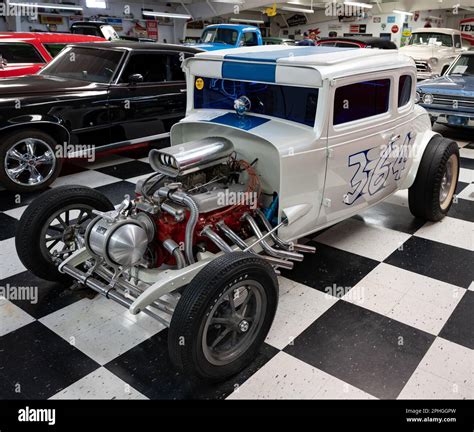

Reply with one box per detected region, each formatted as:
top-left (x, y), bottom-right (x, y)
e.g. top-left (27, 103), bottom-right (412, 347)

top-left (16, 46), bottom-right (460, 381)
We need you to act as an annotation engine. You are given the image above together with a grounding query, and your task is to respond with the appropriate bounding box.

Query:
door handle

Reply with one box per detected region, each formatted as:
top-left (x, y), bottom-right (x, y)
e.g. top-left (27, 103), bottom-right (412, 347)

top-left (180, 89), bottom-right (187, 93)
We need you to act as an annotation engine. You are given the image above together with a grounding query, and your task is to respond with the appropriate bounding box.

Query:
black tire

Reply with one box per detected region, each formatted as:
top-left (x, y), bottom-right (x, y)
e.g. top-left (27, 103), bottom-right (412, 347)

top-left (15, 185), bottom-right (114, 281)
top-left (0, 129), bottom-right (63, 192)
top-left (168, 252), bottom-right (278, 381)
top-left (408, 136), bottom-right (459, 222)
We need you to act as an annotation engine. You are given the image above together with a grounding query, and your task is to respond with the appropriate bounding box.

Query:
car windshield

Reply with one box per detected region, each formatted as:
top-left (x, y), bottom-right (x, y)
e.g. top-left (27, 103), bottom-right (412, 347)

top-left (448, 55), bottom-right (474, 76)
top-left (39, 46), bottom-right (123, 83)
top-left (194, 77), bottom-right (319, 127)
top-left (201, 28), bottom-right (238, 45)
top-left (409, 32), bottom-right (453, 47)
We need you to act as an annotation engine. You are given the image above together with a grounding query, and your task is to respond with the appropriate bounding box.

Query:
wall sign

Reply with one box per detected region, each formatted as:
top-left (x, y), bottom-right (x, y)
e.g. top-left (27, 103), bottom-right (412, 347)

top-left (387, 16), bottom-right (396, 24)
top-left (349, 24), bottom-right (359, 33)
top-left (287, 14), bottom-right (307, 27)
top-left (391, 25), bottom-right (399, 33)
top-left (146, 20), bottom-right (159, 40)
top-left (39, 15), bottom-right (64, 25)
top-left (460, 17), bottom-right (474, 45)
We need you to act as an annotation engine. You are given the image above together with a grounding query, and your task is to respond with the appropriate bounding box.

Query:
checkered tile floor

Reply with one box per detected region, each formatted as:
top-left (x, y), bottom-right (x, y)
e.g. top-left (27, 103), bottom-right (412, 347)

top-left (0, 126), bottom-right (472, 400)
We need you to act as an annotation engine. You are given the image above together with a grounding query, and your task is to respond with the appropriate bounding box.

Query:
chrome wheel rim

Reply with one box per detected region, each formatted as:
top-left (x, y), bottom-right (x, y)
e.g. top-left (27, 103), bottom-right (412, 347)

top-left (5, 138), bottom-right (56, 186)
top-left (40, 204), bottom-right (95, 265)
top-left (202, 280), bottom-right (266, 366)
top-left (439, 154), bottom-right (458, 210)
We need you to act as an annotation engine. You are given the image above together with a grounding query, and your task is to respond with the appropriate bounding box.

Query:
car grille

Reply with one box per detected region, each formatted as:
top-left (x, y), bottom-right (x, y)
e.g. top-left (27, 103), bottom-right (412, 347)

top-left (432, 95), bottom-right (474, 110)
top-left (415, 61), bottom-right (431, 72)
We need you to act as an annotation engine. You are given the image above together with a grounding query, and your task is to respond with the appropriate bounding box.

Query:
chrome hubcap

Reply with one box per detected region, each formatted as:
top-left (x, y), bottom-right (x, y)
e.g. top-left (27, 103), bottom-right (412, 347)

top-left (5, 138), bottom-right (56, 186)
top-left (202, 281), bottom-right (266, 366)
top-left (439, 154), bottom-right (458, 210)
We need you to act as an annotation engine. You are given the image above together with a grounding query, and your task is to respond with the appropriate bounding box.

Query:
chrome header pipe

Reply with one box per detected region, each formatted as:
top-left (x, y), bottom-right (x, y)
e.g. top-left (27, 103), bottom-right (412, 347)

top-left (201, 225), bottom-right (234, 253)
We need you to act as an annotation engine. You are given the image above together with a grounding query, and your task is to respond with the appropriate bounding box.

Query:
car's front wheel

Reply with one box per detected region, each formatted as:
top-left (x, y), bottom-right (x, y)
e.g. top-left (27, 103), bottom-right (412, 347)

top-left (0, 129), bottom-right (62, 192)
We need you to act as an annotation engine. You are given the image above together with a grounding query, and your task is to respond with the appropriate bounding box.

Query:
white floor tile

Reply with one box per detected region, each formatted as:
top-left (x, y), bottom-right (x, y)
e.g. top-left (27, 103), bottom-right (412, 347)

top-left (266, 282), bottom-right (337, 349)
top-left (414, 217), bottom-right (474, 251)
top-left (314, 219), bottom-right (410, 261)
top-left (51, 171), bottom-right (119, 189)
top-left (4, 205), bottom-right (27, 220)
top-left (126, 174), bottom-right (152, 184)
top-left (460, 147), bottom-right (474, 159)
top-left (0, 301), bottom-right (35, 336)
top-left (457, 183), bottom-right (474, 201)
top-left (138, 156), bottom-right (149, 164)
top-left (0, 238), bottom-right (26, 279)
top-left (49, 367), bottom-right (147, 399)
top-left (419, 338), bottom-right (473, 389)
top-left (459, 167), bottom-right (473, 184)
top-left (398, 368), bottom-right (471, 399)
top-left (344, 263), bottom-right (464, 335)
top-left (313, 373), bottom-right (377, 399)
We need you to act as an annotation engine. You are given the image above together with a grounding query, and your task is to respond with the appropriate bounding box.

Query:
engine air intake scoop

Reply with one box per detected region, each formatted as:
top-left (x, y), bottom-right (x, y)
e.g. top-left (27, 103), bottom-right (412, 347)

top-left (149, 137), bottom-right (234, 178)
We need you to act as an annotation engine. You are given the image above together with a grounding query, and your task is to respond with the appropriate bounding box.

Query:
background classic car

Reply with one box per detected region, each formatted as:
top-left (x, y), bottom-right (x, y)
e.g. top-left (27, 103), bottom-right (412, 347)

top-left (400, 28), bottom-right (467, 80)
top-left (316, 36), bottom-right (397, 50)
top-left (417, 51), bottom-right (474, 128)
top-left (0, 42), bottom-right (201, 192)
top-left (0, 32), bottom-right (104, 78)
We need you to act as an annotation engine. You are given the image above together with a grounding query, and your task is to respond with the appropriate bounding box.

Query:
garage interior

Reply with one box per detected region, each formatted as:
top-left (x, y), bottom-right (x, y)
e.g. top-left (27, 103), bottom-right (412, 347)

top-left (0, 0), bottom-right (472, 402)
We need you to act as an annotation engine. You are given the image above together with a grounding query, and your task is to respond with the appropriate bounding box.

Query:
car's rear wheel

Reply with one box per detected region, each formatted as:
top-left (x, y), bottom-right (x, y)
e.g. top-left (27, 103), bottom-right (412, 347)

top-left (408, 136), bottom-right (459, 222)
top-left (0, 129), bottom-right (62, 192)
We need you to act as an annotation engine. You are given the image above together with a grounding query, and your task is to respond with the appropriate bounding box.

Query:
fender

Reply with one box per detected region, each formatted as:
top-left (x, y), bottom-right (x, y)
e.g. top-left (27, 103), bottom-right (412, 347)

top-left (0, 115), bottom-right (71, 144)
top-left (400, 128), bottom-right (440, 190)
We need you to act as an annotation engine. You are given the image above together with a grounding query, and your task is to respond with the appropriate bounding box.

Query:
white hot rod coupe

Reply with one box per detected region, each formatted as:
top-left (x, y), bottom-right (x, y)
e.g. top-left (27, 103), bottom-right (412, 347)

top-left (16, 46), bottom-right (460, 380)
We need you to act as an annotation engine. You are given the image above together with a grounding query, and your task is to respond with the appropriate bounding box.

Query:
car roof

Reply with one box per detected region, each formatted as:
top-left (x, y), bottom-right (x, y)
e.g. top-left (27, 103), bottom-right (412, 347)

top-left (67, 41), bottom-right (203, 53)
top-left (0, 32), bottom-right (104, 43)
top-left (318, 36), bottom-right (397, 49)
top-left (188, 45), bottom-right (414, 87)
top-left (412, 27), bottom-right (461, 35)
top-left (205, 24), bottom-right (259, 31)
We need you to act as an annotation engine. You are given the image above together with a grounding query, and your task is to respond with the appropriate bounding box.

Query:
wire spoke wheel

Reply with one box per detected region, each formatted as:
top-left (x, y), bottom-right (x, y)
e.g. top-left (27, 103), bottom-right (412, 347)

top-left (40, 204), bottom-right (95, 265)
top-left (202, 280), bottom-right (266, 366)
top-left (5, 138), bottom-right (56, 186)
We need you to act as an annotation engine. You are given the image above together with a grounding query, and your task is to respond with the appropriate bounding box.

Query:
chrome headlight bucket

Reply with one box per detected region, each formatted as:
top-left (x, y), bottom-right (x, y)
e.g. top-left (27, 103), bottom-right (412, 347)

top-left (428, 57), bottom-right (439, 67)
top-left (415, 91), bottom-right (421, 103)
top-left (422, 93), bottom-right (434, 105)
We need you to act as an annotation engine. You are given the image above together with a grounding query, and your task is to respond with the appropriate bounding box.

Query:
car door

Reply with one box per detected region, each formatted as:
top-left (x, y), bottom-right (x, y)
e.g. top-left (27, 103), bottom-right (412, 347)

top-left (319, 71), bottom-right (416, 226)
top-left (107, 50), bottom-right (188, 144)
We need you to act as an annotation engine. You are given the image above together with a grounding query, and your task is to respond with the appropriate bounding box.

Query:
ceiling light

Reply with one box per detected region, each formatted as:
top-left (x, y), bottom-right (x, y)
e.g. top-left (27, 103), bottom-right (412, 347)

top-left (229, 18), bottom-right (265, 24)
top-left (343, 1), bottom-right (373, 8)
top-left (281, 6), bottom-right (314, 13)
top-left (393, 9), bottom-right (414, 16)
top-left (212, 0), bottom-right (245, 3)
top-left (142, 11), bottom-right (192, 19)
top-left (9, 2), bottom-right (83, 11)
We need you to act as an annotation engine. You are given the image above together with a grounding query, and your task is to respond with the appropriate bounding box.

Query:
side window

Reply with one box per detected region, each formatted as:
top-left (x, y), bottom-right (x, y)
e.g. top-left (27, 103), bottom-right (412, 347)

top-left (0, 42), bottom-right (44, 64)
top-left (242, 32), bottom-right (258, 47)
top-left (168, 53), bottom-right (186, 81)
top-left (120, 53), bottom-right (167, 83)
top-left (453, 35), bottom-right (462, 48)
top-left (334, 79), bottom-right (390, 125)
top-left (43, 43), bottom-right (66, 58)
top-left (398, 75), bottom-right (412, 107)
top-left (336, 42), bottom-right (360, 48)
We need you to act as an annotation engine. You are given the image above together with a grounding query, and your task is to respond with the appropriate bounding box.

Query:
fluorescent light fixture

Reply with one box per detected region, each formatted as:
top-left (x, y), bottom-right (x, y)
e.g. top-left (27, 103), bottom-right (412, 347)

top-left (9, 2), bottom-right (83, 10)
top-left (212, 0), bottom-right (244, 3)
top-left (281, 6), bottom-right (314, 13)
top-left (142, 11), bottom-right (192, 19)
top-left (86, 0), bottom-right (106, 8)
top-left (393, 9), bottom-right (414, 16)
top-left (344, 1), bottom-right (373, 8)
top-left (229, 18), bottom-right (265, 24)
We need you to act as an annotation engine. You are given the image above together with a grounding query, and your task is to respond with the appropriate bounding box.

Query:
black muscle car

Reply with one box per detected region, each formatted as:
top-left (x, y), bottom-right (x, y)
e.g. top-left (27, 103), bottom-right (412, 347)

top-left (0, 42), bottom-right (200, 192)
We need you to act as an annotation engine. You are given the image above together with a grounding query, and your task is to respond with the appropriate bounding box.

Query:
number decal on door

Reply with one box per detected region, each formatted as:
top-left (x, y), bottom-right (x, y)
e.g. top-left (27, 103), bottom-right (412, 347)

top-left (344, 132), bottom-right (413, 205)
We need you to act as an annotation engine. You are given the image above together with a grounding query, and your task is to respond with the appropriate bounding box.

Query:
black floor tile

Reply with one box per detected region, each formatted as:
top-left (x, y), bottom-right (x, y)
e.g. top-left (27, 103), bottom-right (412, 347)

top-left (352, 202), bottom-right (426, 235)
top-left (112, 147), bottom-right (151, 160)
top-left (284, 301), bottom-right (435, 399)
top-left (439, 291), bottom-right (474, 350)
top-left (1, 271), bottom-right (90, 319)
top-left (0, 213), bottom-right (18, 241)
top-left (96, 160), bottom-right (154, 180)
top-left (105, 330), bottom-right (279, 400)
top-left (384, 237), bottom-right (474, 289)
top-left (0, 189), bottom-right (49, 212)
top-left (460, 157), bottom-right (474, 170)
top-left (94, 181), bottom-right (137, 205)
top-left (281, 241), bottom-right (379, 298)
top-left (59, 161), bottom-right (89, 176)
top-left (448, 198), bottom-right (474, 223)
top-left (0, 322), bottom-right (99, 399)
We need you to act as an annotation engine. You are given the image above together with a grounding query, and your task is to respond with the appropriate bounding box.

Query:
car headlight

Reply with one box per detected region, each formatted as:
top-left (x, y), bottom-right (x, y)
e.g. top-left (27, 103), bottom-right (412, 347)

top-left (428, 57), bottom-right (438, 66)
top-left (415, 91), bottom-right (421, 103)
top-left (422, 93), bottom-right (434, 105)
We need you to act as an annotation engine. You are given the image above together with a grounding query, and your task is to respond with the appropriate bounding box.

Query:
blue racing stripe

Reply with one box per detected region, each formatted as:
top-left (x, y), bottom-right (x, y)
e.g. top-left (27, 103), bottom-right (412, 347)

top-left (222, 61), bottom-right (275, 82)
